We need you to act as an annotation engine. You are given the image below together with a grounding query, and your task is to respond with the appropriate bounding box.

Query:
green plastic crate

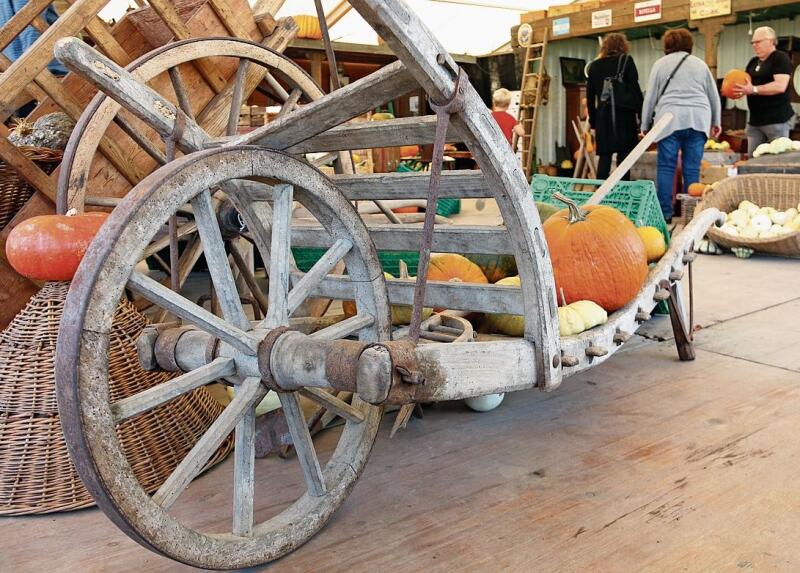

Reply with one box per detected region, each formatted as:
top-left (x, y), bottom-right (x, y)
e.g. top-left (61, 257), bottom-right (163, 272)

top-left (531, 175), bottom-right (670, 242)
top-left (292, 248), bottom-right (419, 277)
top-left (532, 175), bottom-right (670, 314)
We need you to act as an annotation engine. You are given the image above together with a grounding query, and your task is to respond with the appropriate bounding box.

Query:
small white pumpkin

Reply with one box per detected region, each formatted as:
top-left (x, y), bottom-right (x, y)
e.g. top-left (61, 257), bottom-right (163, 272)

top-left (749, 213), bottom-right (772, 233)
top-left (770, 211), bottom-right (790, 226)
top-left (719, 223), bottom-right (739, 235)
top-left (728, 209), bottom-right (750, 227)
top-left (464, 393), bottom-right (505, 412)
top-left (739, 226), bottom-right (760, 239)
top-left (738, 200), bottom-right (759, 214)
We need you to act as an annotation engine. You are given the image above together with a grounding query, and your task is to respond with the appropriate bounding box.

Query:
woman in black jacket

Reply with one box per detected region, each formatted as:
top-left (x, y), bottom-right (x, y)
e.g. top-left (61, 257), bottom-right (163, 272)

top-left (586, 33), bottom-right (643, 180)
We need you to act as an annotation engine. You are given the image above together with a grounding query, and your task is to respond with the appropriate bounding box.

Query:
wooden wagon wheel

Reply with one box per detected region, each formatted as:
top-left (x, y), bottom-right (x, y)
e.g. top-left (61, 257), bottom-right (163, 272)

top-left (57, 146), bottom-right (391, 568)
top-left (53, 0), bottom-right (566, 566)
top-left (56, 37), bottom-right (350, 314)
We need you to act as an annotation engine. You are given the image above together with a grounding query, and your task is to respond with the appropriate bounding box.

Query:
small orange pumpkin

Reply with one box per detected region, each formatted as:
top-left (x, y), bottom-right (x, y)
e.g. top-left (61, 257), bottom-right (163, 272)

top-left (426, 253), bottom-right (488, 284)
top-left (5, 211), bottom-right (109, 281)
top-left (720, 69), bottom-right (751, 99)
top-left (543, 193), bottom-right (647, 312)
top-left (292, 15), bottom-right (322, 40)
top-left (687, 182), bottom-right (707, 197)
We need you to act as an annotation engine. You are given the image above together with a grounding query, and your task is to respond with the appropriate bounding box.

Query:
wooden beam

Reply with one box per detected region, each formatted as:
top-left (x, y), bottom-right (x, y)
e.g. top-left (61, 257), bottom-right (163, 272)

top-left (325, 0), bottom-right (352, 27)
top-left (285, 115), bottom-right (465, 153)
top-left (0, 0), bottom-right (109, 109)
top-left (330, 170), bottom-right (490, 200)
top-left (207, 0), bottom-right (255, 40)
top-left (291, 223), bottom-right (513, 254)
top-left (146, 0), bottom-right (227, 92)
top-left (0, 0), bottom-right (52, 53)
top-left (64, 0), bottom-right (133, 66)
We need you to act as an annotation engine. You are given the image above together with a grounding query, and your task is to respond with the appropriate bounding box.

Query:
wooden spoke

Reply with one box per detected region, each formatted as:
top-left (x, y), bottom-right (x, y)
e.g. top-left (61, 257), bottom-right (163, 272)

top-left (128, 272), bottom-right (259, 355)
top-left (227, 240), bottom-right (269, 316)
top-left (275, 88), bottom-right (302, 121)
top-left (309, 313), bottom-right (374, 341)
top-left (288, 238), bottom-right (352, 315)
top-left (142, 221), bottom-right (198, 259)
top-left (263, 184), bottom-right (293, 328)
top-left (191, 189), bottom-right (251, 331)
top-left (231, 61), bottom-right (417, 150)
top-left (298, 388), bottom-right (365, 424)
top-left (168, 65), bottom-right (194, 118)
top-left (111, 357), bottom-right (236, 423)
top-left (310, 152), bottom-right (339, 168)
top-left (153, 377), bottom-right (266, 511)
top-left (278, 392), bottom-right (326, 497)
top-left (263, 70), bottom-right (290, 101)
top-left (232, 397), bottom-right (257, 537)
top-left (226, 58), bottom-right (249, 137)
top-left (112, 113), bottom-right (167, 165)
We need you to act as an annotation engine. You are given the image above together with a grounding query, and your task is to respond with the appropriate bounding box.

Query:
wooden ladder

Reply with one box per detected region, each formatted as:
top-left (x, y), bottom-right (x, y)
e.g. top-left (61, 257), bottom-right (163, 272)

top-left (518, 28), bottom-right (548, 180)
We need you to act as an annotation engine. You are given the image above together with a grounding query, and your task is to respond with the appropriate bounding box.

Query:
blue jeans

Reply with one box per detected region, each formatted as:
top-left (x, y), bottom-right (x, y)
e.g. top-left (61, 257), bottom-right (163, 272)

top-left (656, 128), bottom-right (706, 220)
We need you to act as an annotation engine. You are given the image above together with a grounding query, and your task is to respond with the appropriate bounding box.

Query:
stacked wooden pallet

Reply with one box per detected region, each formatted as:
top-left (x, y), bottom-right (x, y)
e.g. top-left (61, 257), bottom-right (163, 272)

top-left (0, 0), bottom-right (298, 328)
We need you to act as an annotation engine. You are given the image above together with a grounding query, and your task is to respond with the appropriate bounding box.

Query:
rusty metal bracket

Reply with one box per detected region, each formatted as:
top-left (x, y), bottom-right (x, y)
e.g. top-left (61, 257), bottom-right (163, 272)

top-left (257, 326), bottom-right (291, 391)
top-left (408, 69), bottom-right (467, 343)
top-left (373, 339), bottom-right (426, 405)
top-left (153, 325), bottom-right (194, 372)
top-left (324, 339), bottom-right (368, 393)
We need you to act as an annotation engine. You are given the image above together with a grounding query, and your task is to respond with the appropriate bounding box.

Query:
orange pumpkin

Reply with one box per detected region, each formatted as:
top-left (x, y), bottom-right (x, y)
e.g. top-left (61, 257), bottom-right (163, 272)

top-left (543, 193), bottom-right (647, 312)
top-left (293, 15), bottom-right (322, 40)
top-left (5, 211), bottom-right (109, 281)
top-left (400, 145), bottom-right (420, 158)
top-left (720, 69), bottom-right (751, 100)
top-left (687, 182), bottom-right (707, 197)
top-left (426, 253), bottom-right (488, 284)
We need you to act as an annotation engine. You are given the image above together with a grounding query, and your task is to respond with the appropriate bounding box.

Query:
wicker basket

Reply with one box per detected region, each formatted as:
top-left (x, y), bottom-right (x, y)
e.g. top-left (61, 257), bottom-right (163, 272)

top-left (0, 282), bottom-right (233, 515)
top-left (695, 174), bottom-right (800, 257)
top-left (0, 146), bottom-right (63, 230)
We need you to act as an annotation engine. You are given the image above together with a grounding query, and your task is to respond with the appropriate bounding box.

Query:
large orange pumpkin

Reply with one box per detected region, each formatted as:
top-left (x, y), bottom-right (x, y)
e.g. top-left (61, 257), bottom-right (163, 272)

top-left (543, 193), bottom-right (647, 312)
top-left (293, 15), bottom-right (322, 40)
top-left (5, 212), bottom-right (109, 281)
top-left (720, 69), bottom-right (751, 100)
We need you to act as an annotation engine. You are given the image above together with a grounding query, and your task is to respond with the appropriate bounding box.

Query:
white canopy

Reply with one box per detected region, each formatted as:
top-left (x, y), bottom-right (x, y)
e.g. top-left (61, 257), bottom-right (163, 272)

top-left (99, 0), bottom-right (561, 57)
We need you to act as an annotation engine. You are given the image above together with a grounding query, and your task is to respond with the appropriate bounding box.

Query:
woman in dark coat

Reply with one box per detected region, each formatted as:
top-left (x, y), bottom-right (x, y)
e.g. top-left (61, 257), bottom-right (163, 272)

top-left (586, 33), bottom-right (643, 180)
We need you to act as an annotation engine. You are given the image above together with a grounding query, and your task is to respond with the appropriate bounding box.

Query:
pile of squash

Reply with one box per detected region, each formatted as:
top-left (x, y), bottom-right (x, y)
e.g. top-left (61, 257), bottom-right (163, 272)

top-left (751, 137), bottom-right (800, 158)
top-left (718, 200), bottom-right (800, 239)
top-left (474, 194), bottom-right (667, 338)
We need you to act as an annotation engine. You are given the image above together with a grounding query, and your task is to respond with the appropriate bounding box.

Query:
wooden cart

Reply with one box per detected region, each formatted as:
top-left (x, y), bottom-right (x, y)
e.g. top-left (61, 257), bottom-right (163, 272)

top-left (53, 0), bottom-right (724, 568)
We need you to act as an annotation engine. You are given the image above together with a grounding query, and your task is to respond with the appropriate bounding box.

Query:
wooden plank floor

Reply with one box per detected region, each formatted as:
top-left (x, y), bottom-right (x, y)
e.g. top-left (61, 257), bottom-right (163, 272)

top-left (2, 254), bottom-right (799, 572)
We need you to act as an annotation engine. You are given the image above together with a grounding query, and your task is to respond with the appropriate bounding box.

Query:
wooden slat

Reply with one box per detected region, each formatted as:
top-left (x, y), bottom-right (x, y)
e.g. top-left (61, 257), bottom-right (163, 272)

top-left (324, 0), bottom-right (352, 27)
top-left (207, 0), bottom-right (254, 39)
top-left (298, 388), bottom-right (365, 424)
top-left (232, 60), bottom-right (418, 150)
top-left (295, 272), bottom-right (524, 315)
top-left (0, 0), bottom-right (53, 53)
top-left (194, 17), bottom-right (299, 136)
top-left (0, 137), bottom-right (57, 202)
top-left (0, 0), bottom-right (109, 108)
top-left (263, 184), bottom-right (293, 328)
top-left (330, 170), bottom-right (490, 200)
top-left (308, 313), bottom-right (374, 341)
top-left (146, 0), bottom-right (227, 92)
top-left (63, 0), bottom-right (132, 66)
top-left (285, 116), bottom-right (463, 154)
top-left (291, 223), bottom-right (512, 255)
top-left (278, 392), bottom-right (326, 497)
top-left (288, 238), bottom-right (352, 314)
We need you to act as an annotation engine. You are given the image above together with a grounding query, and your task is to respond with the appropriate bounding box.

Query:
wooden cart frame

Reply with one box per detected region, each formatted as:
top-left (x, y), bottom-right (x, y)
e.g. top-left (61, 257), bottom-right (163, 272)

top-left (52, 0), bottom-right (723, 568)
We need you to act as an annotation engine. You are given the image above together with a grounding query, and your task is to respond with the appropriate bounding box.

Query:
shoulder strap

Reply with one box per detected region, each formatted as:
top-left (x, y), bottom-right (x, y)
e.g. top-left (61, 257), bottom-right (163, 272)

top-left (655, 53), bottom-right (690, 104)
top-left (616, 54), bottom-right (629, 78)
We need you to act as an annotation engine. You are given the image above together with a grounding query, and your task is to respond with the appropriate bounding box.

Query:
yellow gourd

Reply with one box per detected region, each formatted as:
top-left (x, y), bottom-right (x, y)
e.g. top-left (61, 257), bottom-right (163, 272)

top-left (636, 226), bottom-right (667, 262)
top-left (483, 277), bottom-right (607, 337)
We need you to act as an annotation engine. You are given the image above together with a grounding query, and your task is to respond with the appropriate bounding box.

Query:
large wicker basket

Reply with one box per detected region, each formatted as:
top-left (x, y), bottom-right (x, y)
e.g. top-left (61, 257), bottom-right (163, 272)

top-left (0, 146), bottom-right (62, 230)
top-left (695, 174), bottom-right (800, 257)
top-left (0, 282), bottom-right (233, 515)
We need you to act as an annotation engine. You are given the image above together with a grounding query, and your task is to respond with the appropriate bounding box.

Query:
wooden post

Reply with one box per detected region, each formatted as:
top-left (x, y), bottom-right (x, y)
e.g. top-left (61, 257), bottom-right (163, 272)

top-left (692, 16), bottom-right (736, 79)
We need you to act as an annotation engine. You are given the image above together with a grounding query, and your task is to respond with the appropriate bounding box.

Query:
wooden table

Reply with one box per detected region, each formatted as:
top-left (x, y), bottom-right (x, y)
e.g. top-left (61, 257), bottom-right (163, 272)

top-left (738, 151), bottom-right (800, 174)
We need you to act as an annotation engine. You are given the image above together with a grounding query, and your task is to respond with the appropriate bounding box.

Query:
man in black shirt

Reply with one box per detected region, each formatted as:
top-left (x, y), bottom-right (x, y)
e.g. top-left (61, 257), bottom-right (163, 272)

top-left (733, 26), bottom-right (795, 154)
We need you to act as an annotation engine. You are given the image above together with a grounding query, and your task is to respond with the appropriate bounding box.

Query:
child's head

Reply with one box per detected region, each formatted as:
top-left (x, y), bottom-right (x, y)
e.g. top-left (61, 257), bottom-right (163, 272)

top-left (492, 88), bottom-right (512, 110)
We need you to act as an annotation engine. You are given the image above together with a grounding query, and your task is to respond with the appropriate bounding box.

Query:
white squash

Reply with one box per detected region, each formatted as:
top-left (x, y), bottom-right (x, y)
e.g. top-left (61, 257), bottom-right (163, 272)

top-left (753, 143), bottom-right (771, 157)
top-left (739, 226), bottom-right (760, 239)
top-left (728, 209), bottom-right (750, 227)
top-left (749, 213), bottom-right (772, 233)
top-left (738, 201), bottom-right (759, 215)
top-left (557, 305), bottom-right (586, 336)
top-left (719, 223), bottom-right (739, 235)
top-left (771, 211), bottom-right (790, 225)
top-left (464, 393), bottom-right (505, 412)
top-left (785, 207), bottom-right (798, 219)
top-left (793, 140), bottom-right (800, 151)
top-left (566, 300), bottom-right (607, 330)
top-left (771, 137), bottom-right (794, 154)
top-left (784, 218), bottom-right (800, 232)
